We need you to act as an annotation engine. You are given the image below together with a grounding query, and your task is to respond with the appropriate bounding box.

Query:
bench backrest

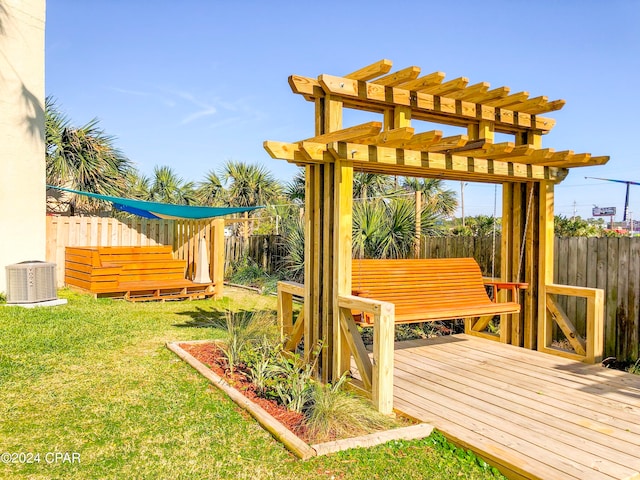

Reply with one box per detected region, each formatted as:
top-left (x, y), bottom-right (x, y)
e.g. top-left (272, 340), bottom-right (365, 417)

top-left (352, 258), bottom-right (491, 306)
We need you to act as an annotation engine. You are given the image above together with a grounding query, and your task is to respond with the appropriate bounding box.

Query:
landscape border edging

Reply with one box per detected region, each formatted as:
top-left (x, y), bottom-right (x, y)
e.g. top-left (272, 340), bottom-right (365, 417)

top-left (167, 341), bottom-right (433, 459)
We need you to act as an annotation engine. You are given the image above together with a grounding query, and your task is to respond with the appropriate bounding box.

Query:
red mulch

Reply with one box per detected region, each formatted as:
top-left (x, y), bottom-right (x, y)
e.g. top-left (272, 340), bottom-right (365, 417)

top-left (179, 342), bottom-right (310, 443)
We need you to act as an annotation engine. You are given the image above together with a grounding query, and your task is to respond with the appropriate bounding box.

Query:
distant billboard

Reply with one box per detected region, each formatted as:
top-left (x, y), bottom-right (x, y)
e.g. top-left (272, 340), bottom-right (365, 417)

top-left (592, 206), bottom-right (616, 216)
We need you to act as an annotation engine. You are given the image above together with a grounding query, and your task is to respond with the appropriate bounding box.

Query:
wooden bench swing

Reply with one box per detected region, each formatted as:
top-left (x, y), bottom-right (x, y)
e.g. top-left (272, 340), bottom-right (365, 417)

top-left (351, 258), bottom-right (527, 336)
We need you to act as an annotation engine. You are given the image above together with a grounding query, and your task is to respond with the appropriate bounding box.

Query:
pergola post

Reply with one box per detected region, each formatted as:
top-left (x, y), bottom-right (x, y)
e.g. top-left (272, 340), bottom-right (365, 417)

top-left (332, 159), bottom-right (353, 380)
top-left (538, 181), bottom-right (556, 352)
top-left (301, 95), bottom-right (350, 382)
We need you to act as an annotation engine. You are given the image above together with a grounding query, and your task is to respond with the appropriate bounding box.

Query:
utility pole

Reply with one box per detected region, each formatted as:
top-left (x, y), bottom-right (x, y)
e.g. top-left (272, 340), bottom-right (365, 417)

top-left (585, 176), bottom-right (640, 222)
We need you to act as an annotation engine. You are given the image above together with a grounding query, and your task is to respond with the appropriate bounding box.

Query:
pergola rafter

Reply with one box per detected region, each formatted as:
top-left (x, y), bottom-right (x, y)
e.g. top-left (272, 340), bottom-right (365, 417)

top-left (267, 59), bottom-right (608, 413)
top-left (288, 66), bottom-right (568, 133)
top-left (271, 60), bottom-right (605, 170)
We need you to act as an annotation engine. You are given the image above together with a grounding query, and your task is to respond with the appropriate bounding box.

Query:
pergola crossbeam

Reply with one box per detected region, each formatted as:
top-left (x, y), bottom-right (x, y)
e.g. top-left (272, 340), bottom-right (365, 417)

top-left (264, 140), bottom-right (569, 183)
top-left (426, 134), bottom-right (468, 152)
top-left (446, 81), bottom-right (490, 100)
top-left (449, 141), bottom-right (515, 158)
top-left (268, 132), bottom-right (608, 171)
top-left (418, 76), bottom-right (469, 96)
top-left (397, 130), bottom-right (443, 149)
top-left (505, 148), bottom-right (555, 164)
top-left (484, 91), bottom-right (530, 108)
top-left (463, 86), bottom-right (510, 103)
top-left (521, 99), bottom-right (566, 115)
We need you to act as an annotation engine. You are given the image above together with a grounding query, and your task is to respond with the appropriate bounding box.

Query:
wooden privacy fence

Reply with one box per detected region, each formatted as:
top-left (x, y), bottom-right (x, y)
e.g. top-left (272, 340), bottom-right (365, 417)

top-left (46, 216), bottom-right (174, 284)
top-left (224, 235), bottom-right (287, 274)
top-left (45, 216), bottom-right (639, 361)
top-left (419, 236), bottom-right (639, 360)
top-left (419, 236), bottom-right (501, 278)
top-left (554, 237), bottom-right (639, 361)
top-left (47, 216), bottom-right (223, 293)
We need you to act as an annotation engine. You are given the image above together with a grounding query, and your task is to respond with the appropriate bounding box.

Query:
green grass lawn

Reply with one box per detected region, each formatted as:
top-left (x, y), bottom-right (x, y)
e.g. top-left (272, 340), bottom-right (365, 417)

top-left (0, 287), bottom-right (504, 480)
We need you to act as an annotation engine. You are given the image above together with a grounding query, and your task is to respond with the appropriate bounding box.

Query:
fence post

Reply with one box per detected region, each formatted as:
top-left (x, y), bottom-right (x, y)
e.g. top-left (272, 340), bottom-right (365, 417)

top-left (212, 218), bottom-right (225, 299)
top-left (262, 237), bottom-right (268, 270)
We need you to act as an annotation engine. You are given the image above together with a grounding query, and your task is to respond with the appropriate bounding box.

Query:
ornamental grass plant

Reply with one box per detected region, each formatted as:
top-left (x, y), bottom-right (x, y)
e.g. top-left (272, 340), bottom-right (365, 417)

top-left (304, 374), bottom-right (398, 443)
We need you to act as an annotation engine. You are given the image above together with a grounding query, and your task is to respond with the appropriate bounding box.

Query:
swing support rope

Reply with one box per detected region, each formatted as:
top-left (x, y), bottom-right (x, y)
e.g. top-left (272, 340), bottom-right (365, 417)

top-left (517, 185), bottom-right (535, 284)
top-left (490, 183), bottom-right (534, 284)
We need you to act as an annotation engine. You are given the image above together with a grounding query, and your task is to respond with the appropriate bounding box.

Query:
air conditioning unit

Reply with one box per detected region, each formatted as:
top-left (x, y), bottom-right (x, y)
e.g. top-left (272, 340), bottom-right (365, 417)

top-left (6, 261), bottom-right (58, 304)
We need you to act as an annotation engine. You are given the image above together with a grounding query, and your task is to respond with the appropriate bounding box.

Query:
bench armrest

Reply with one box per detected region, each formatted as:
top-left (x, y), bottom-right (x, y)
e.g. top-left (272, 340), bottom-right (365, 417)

top-left (352, 289), bottom-right (371, 297)
top-left (484, 281), bottom-right (528, 290)
top-left (483, 280), bottom-right (528, 303)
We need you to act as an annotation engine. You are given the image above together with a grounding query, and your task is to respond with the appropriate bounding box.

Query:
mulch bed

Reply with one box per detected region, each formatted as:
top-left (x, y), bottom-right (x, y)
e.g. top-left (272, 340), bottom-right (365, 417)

top-left (179, 342), bottom-right (310, 442)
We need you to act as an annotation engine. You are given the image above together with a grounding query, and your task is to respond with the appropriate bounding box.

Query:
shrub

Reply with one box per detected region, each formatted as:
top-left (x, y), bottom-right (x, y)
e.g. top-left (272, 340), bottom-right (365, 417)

top-left (228, 257), bottom-right (281, 295)
top-left (268, 352), bottom-right (316, 413)
top-left (280, 216), bottom-right (305, 282)
top-left (245, 336), bottom-right (282, 396)
top-left (229, 257), bottom-right (268, 286)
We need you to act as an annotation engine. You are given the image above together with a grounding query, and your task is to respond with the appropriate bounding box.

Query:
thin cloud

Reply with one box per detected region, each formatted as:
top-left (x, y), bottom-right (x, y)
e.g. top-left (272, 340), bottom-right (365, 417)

top-left (166, 89), bottom-right (218, 125)
top-left (181, 106), bottom-right (218, 125)
top-left (208, 116), bottom-right (243, 129)
top-left (109, 86), bottom-right (151, 97)
top-left (112, 86), bottom-right (263, 127)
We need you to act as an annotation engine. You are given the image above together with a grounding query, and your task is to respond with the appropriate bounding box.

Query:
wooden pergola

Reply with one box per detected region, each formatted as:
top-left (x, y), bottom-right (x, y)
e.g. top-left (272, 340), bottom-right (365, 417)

top-left (267, 60), bottom-right (607, 413)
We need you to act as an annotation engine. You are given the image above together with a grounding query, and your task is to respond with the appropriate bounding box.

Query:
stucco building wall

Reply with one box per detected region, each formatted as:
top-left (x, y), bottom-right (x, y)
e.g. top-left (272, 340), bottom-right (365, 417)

top-left (0, 0), bottom-right (47, 293)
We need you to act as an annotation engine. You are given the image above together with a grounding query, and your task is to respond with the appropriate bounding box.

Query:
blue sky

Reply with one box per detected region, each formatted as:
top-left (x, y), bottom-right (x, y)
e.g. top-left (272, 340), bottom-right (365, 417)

top-left (46, 0), bottom-right (640, 221)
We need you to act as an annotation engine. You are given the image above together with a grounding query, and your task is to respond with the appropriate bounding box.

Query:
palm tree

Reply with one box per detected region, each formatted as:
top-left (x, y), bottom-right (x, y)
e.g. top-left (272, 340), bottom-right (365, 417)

top-left (450, 215), bottom-right (500, 236)
top-left (126, 169), bottom-right (152, 200)
top-left (353, 199), bottom-right (387, 259)
top-left (148, 165), bottom-right (196, 204)
top-left (353, 197), bottom-right (418, 259)
top-left (382, 198), bottom-right (418, 258)
top-left (174, 180), bottom-right (198, 205)
top-left (353, 173), bottom-right (394, 200)
top-left (285, 168), bottom-right (305, 205)
top-left (197, 170), bottom-right (226, 206)
top-left (45, 97), bottom-right (133, 213)
top-left (221, 160), bottom-right (282, 207)
top-left (281, 216), bottom-right (305, 282)
top-left (402, 177), bottom-right (458, 217)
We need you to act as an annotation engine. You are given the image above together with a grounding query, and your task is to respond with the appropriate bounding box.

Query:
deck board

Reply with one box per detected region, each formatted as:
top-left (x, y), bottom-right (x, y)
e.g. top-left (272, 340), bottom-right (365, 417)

top-left (389, 335), bottom-right (640, 480)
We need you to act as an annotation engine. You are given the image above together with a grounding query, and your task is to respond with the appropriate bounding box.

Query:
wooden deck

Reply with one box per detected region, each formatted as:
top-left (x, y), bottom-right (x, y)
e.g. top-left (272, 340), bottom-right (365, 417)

top-left (389, 335), bottom-right (640, 480)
